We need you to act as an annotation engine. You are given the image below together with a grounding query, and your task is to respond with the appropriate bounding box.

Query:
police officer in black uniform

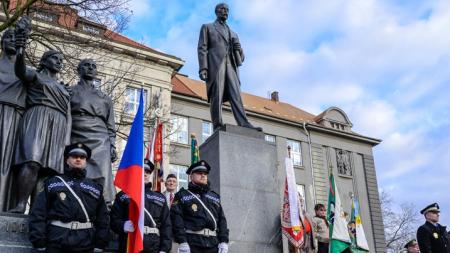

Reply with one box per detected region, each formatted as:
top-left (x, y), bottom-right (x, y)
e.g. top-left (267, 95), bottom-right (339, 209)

top-left (170, 160), bottom-right (229, 253)
top-left (110, 159), bottom-right (172, 253)
top-left (28, 143), bottom-right (110, 253)
top-left (417, 203), bottom-right (450, 253)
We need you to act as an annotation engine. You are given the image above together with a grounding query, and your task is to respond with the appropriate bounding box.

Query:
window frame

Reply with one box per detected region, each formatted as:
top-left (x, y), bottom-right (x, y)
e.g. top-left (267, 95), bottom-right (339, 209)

top-left (287, 139), bottom-right (303, 167)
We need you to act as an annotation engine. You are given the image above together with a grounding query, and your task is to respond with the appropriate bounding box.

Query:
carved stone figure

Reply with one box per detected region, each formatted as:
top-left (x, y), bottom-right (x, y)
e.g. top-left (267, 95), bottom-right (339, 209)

top-left (70, 59), bottom-right (117, 203)
top-left (336, 149), bottom-right (352, 176)
top-left (10, 29), bottom-right (71, 213)
top-left (198, 3), bottom-right (262, 131)
top-left (0, 28), bottom-right (26, 211)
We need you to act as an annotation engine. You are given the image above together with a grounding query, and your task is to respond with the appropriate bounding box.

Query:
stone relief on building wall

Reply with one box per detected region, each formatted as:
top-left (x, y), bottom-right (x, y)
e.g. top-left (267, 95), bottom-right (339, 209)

top-left (336, 149), bottom-right (352, 176)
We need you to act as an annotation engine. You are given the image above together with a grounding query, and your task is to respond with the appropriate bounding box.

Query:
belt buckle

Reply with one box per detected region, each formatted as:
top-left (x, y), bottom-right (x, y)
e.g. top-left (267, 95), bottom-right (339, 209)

top-left (204, 229), bottom-right (210, 237)
top-left (71, 222), bottom-right (78, 230)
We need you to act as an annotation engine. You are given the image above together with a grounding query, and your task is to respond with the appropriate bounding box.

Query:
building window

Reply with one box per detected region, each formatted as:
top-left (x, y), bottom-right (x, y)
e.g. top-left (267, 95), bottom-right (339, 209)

top-left (287, 140), bottom-right (302, 167)
top-left (296, 184), bottom-right (307, 211)
top-left (265, 134), bottom-right (276, 143)
top-left (202, 121), bottom-right (213, 142)
top-left (169, 115), bottom-right (188, 144)
top-left (32, 10), bottom-right (58, 23)
top-left (336, 149), bottom-right (352, 176)
top-left (169, 164), bottom-right (188, 191)
top-left (81, 24), bottom-right (102, 35)
top-left (124, 87), bottom-right (146, 114)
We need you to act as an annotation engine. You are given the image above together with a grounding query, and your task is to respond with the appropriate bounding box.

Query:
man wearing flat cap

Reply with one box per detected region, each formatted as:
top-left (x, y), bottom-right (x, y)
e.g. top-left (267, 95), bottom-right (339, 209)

top-left (417, 203), bottom-right (450, 253)
top-left (170, 160), bottom-right (229, 253)
top-left (110, 159), bottom-right (172, 253)
top-left (28, 143), bottom-right (109, 253)
top-left (405, 239), bottom-right (420, 253)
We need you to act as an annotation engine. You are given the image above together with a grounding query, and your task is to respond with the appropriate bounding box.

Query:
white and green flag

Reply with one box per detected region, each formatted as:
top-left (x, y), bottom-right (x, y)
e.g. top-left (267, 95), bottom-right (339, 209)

top-left (327, 172), bottom-right (351, 253)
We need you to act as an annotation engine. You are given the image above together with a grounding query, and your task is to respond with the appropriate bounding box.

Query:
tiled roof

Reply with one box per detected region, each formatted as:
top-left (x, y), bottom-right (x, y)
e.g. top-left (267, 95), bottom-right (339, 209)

top-left (9, 0), bottom-right (181, 61)
top-left (172, 74), bottom-right (316, 123)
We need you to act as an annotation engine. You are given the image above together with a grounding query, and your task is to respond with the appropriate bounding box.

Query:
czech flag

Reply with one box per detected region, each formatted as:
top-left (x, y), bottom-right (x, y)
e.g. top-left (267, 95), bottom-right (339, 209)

top-left (114, 90), bottom-right (145, 253)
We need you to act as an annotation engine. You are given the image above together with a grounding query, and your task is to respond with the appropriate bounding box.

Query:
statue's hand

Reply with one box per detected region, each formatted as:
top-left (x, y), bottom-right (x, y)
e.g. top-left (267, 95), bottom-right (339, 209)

top-left (199, 69), bottom-right (208, 81)
top-left (233, 41), bottom-right (242, 53)
top-left (110, 146), bottom-right (118, 162)
top-left (15, 33), bottom-right (27, 49)
top-left (64, 83), bottom-right (73, 96)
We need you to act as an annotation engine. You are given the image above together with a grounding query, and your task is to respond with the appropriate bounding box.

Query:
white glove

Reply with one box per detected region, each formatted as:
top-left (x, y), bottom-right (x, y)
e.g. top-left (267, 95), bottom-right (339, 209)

top-left (94, 248), bottom-right (103, 252)
top-left (178, 242), bottom-right (190, 253)
top-left (218, 242), bottom-right (228, 253)
top-left (123, 220), bottom-right (135, 233)
top-left (159, 252), bottom-right (166, 253)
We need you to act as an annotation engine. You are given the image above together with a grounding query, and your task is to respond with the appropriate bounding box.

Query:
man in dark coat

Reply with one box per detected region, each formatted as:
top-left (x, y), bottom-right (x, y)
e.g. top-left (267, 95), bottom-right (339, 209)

top-left (198, 3), bottom-right (261, 132)
top-left (28, 143), bottom-right (109, 253)
top-left (170, 160), bottom-right (229, 253)
top-left (110, 159), bottom-right (172, 253)
top-left (417, 203), bottom-right (450, 253)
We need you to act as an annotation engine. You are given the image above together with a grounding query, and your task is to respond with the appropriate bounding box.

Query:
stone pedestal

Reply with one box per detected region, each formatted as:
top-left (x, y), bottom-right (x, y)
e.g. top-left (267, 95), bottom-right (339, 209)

top-left (200, 124), bottom-right (283, 253)
top-left (0, 212), bottom-right (32, 253)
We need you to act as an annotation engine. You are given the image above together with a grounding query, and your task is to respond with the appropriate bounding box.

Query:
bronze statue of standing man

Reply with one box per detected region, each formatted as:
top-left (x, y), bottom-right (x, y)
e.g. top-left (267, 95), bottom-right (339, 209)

top-left (198, 3), bottom-right (262, 132)
top-left (70, 59), bottom-right (117, 204)
top-left (0, 28), bottom-right (26, 212)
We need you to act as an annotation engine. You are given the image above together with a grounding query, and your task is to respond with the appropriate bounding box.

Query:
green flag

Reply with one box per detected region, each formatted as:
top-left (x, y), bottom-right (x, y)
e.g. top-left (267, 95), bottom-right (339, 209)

top-left (327, 172), bottom-right (351, 253)
top-left (191, 133), bottom-right (199, 164)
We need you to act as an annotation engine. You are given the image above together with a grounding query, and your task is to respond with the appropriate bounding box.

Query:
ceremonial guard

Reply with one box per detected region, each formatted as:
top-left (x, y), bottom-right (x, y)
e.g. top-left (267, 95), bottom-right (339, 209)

top-left (404, 239), bottom-right (420, 253)
top-left (170, 160), bottom-right (229, 253)
top-left (417, 203), bottom-right (450, 253)
top-left (110, 159), bottom-right (172, 253)
top-left (28, 143), bottom-right (109, 253)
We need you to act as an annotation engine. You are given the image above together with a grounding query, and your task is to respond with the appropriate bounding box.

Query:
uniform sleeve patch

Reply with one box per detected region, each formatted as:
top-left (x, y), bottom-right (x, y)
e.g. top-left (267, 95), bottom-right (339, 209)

top-left (205, 194), bottom-right (220, 203)
top-left (181, 195), bottom-right (195, 203)
top-left (146, 194), bottom-right (165, 203)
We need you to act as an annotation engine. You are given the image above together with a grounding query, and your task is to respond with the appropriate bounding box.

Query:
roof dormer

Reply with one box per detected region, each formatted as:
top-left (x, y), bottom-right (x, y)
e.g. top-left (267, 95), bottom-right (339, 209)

top-left (314, 107), bottom-right (353, 132)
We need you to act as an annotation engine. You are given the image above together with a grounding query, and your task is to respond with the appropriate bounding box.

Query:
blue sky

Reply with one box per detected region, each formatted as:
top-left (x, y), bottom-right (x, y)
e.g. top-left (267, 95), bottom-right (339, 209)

top-left (125, 0), bottom-right (450, 226)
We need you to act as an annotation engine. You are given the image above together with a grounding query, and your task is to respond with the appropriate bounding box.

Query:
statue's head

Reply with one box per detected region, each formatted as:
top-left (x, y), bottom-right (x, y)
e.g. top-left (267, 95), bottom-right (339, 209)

top-left (77, 58), bottom-right (97, 81)
top-left (1, 28), bottom-right (16, 55)
top-left (215, 3), bottom-right (229, 22)
top-left (38, 49), bottom-right (63, 73)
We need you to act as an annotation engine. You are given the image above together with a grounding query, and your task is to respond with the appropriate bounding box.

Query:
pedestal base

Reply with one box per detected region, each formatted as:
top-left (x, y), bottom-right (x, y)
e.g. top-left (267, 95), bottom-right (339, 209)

top-left (200, 124), bottom-right (283, 253)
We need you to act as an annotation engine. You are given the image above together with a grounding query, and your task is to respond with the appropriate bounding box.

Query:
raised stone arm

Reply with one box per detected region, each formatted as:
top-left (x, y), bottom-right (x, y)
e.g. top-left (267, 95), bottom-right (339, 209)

top-left (14, 16), bottom-right (35, 83)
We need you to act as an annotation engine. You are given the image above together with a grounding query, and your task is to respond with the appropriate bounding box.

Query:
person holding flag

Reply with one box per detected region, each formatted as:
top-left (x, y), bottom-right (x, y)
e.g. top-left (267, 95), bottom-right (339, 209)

top-left (111, 159), bottom-right (172, 253)
top-left (113, 90), bottom-right (147, 253)
top-left (312, 203), bottom-right (330, 253)
top-left (349, 198), bottom-right (370, 252)
top-left (170, 160), bottom-right (229, 253)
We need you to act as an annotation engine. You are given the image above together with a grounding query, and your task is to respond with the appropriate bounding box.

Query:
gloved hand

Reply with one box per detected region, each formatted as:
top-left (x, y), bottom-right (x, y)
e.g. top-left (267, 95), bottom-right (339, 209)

top-left (94, 248), bottom-right (103, 252)
top-left (218, 242), bottom-right (228, 253)
top-left (123, 220), bottom-right (135, 232)
top-left (178, 242), bottom-right (190, 253)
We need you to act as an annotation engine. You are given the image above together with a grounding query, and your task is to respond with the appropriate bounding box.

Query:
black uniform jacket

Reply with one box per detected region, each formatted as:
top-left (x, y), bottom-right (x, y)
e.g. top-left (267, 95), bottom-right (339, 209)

top-left (28, 169), bottom-right (109, 251)
top-left (170, 182), bottom-right (229, 248)
top-left (417, 221), bottom-right (450, 253)
top-left (110, 184), bottom-right (172, 253)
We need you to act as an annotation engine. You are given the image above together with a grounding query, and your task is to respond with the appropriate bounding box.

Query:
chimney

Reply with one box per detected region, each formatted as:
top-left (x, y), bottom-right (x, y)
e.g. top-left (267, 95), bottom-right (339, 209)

top-left (271, 91), bottom-right (279, 102)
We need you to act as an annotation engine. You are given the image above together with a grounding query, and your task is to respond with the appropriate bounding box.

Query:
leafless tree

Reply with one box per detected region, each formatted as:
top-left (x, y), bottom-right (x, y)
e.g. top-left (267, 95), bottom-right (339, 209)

top-left (381, 191), bottom-right (420, 253)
